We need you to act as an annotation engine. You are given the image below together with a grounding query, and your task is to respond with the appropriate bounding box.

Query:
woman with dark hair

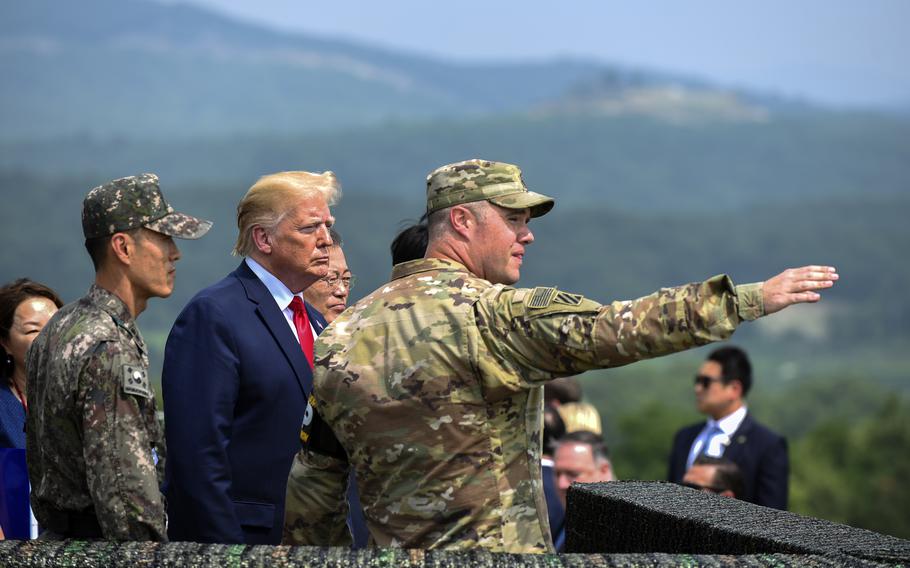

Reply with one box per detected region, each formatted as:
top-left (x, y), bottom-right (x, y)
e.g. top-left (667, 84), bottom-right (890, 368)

top-left (0, 279), bottom-right (63, 448)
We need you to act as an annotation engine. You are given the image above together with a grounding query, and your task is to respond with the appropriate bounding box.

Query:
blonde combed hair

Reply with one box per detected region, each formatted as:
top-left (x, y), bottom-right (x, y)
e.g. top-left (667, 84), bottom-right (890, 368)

top-left (232, 171), bottom-right (341, 257)
top-left (556, 402), bottom-right (603, 436)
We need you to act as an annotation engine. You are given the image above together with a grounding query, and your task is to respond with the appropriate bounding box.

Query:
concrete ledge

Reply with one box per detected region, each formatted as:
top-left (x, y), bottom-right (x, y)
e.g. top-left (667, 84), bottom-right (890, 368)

top-left (565, 480), bottom-right (910, 566)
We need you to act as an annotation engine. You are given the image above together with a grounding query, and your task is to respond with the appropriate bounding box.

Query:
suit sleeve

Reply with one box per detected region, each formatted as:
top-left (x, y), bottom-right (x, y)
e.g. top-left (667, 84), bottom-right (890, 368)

top-left (162, 296), bottom-right (244, 543)
top-left (755, 435), bottom-right (789, 510)
top-left (476, 275), bottom-right (764, 385)
top-left (79, 343), bottom-right (166, 541)
top-left (667, 429), bottom-right (688, 483)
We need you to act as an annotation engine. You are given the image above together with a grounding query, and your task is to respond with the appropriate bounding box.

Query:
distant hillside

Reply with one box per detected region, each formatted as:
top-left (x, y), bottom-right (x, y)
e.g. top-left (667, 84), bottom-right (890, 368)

top-left (2, 111), bottom-right (907, 212)
top-left (535, 68), bottom-right (814, 123)
top-left (1, 0), bottom-right (803, 140)
top-left (0, 0), bottom-right (599, 139)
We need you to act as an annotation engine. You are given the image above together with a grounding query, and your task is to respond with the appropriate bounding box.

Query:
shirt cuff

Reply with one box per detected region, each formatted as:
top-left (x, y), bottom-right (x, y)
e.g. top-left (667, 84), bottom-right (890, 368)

top-left (735, 282), bottom-right (764, 321)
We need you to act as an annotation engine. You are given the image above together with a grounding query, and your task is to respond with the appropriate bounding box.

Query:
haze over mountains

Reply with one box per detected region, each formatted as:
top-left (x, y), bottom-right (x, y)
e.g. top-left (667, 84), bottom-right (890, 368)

top-left (2, 0), bottom-right (815, 141)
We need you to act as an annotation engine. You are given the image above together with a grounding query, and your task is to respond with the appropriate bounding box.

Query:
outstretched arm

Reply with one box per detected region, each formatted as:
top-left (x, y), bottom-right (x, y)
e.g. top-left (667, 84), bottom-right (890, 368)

top-left (761, 265), bottom-right (838, 315)
top-left (476, 264), bottom-right (839, 384)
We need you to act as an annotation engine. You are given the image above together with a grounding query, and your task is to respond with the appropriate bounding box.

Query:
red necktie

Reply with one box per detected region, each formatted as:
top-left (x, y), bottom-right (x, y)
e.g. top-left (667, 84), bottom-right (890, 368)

top-left (289, 296), bottom-right (314, 367)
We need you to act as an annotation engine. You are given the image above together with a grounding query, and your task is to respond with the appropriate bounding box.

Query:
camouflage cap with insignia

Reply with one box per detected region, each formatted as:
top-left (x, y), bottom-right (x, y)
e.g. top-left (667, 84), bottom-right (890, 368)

top-left (82, 173), bottom-right (213, 240)
top-left (426, 159), bottom-right (555, 218)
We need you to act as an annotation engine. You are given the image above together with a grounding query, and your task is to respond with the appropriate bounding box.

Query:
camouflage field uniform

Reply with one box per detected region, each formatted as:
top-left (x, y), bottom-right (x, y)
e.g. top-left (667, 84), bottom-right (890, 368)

top-left (285, 257), bottom-right (763, 552)
top-left (24, 173), bottom-right (209, 542)
top-left (26, 285), bottom-right (166, 540)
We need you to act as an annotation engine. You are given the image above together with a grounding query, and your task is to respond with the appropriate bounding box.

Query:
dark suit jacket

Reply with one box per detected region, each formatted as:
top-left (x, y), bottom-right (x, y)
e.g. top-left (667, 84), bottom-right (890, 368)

top-left (542, 462), bottom-right (565, 551)
top-left (162, 261), bottom-right (327, 544)
top-left (668, 412), bottom-right (789, 510)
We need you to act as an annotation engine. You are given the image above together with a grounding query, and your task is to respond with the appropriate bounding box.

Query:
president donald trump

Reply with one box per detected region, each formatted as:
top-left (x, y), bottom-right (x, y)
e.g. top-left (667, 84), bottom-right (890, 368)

top-left (162, 171), bottom-right (338, 544)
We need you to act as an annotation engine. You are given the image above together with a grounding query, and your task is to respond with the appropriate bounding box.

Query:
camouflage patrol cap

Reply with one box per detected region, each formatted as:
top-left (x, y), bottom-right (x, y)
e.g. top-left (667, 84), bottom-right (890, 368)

top-left (426, 159), bottom-right (555, 218)
top-left (82, 173), bottom-right (213, 240)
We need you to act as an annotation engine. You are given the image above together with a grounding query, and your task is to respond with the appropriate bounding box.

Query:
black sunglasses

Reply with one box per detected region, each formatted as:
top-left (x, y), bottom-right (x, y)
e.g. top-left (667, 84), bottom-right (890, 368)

top-left (694, 375), bottom-right (724, 389)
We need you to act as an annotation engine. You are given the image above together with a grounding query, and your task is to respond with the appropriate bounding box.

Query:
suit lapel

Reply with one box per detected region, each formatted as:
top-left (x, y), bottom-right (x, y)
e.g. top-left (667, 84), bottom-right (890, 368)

top-left (306, 302), bottom-right (328, 336)
top-left (722, 412), bottom-right (754, 460)
top-left (685, 424), bottom-right (704, 450)
top-left (234, 261), bottom-right (314, 396)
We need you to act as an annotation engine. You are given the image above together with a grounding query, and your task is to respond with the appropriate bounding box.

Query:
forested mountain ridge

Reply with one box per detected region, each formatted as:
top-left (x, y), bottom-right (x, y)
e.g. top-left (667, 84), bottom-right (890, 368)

top-left (2, 111), bottom-right (907, 213)
top-left (0, 0), bottom-right (601, 138)
top-left (2, 0), bottom-right (813, 140)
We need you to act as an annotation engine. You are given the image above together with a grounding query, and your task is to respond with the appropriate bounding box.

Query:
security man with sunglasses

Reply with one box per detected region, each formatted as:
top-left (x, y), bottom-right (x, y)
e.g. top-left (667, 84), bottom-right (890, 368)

top-left (668, 345), bottom-right (789, 509)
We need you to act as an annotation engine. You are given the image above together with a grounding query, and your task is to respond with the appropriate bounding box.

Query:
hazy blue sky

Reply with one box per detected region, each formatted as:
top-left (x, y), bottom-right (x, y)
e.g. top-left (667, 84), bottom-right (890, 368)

top-left (178, 0), bottom-right (909, 108)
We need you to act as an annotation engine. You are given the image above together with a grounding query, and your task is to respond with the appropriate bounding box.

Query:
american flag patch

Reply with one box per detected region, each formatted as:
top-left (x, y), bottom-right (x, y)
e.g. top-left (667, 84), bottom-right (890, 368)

top-left (527, 287), bottom-right (557, 308)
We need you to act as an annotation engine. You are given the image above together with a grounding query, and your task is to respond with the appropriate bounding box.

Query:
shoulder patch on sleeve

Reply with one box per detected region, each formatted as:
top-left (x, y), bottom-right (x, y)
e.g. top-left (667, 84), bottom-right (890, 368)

top-left (526, 287), bottom-right (558, 309)
top-left (554, 291), bottom-right (584, 306)
top-left (121, 364), bottom-right (152, 399)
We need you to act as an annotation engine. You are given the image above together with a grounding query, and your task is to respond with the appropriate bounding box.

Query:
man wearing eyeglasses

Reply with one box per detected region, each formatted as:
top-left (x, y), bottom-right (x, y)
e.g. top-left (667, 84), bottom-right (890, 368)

top-left (668, 346), bottom-right (788, 509)
top-left (303, 228), bottom-right (355, 324)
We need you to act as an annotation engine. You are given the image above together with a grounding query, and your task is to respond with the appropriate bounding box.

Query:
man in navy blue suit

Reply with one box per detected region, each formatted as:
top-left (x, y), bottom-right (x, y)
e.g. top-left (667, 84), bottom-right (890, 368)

top-left (162, 171), bottom-right (340, 544)
top-left (668, 346), bottom-right (789, 510)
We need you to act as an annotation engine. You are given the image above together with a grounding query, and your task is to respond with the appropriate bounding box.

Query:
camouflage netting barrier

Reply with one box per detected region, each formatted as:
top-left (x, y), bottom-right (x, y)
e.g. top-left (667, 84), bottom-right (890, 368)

top-left (0, 541), bottom-right (897, 568)
top-left (566, 480), bottom-right (910, 566)
top-left (1, 481), bottom-right (907, 567)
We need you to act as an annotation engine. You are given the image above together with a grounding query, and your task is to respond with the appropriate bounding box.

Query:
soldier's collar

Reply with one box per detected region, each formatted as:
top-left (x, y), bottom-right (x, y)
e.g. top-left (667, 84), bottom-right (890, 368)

top-left (87, 284), bottom-right (135, 326)
top-left (391, 257), bottom-right (469, 281)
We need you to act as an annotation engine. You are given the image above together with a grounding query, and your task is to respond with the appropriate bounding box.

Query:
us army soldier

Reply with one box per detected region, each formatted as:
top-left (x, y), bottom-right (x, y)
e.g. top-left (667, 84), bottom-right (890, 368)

top-left (283, 159), bottom-right (837, 552)
top-left (27, 174), bottom-right (211, 540)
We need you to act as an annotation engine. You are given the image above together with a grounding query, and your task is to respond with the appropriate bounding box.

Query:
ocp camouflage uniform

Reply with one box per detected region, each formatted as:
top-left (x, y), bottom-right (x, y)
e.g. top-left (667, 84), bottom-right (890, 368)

top-left (285, 257), bottom-right (763, 552)
top-left (27, 284), bottom-right (167, 541)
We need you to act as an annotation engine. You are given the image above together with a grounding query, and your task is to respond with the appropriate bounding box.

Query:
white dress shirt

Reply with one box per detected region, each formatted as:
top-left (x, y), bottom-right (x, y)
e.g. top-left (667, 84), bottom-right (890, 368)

top-left (687, 405), bottom-right (748, 468)
top-left (245, 257), bottom-right (316, 342)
